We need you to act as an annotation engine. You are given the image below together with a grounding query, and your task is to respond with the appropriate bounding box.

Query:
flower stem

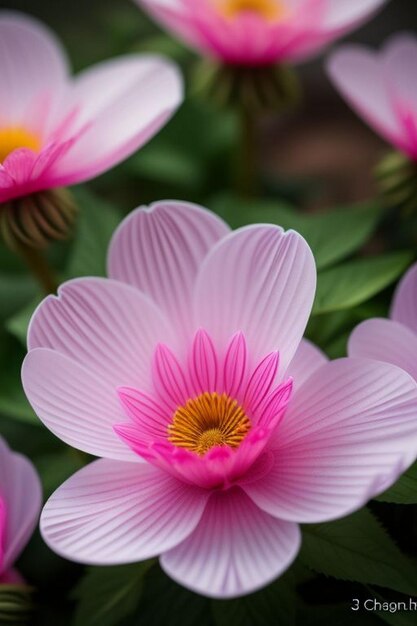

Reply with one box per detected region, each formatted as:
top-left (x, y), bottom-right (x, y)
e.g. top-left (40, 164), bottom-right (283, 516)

top-left (16, 242), bottom-right (58, 295)
top-left (237, 106), bottom-right (258, 199)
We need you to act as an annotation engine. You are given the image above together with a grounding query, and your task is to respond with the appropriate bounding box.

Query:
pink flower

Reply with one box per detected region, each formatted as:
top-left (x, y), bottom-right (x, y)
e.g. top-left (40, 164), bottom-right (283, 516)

top-left (22, 202), bottom-right (417, 598)
top-left (0, 12), bottom-right (183, 204)
top-left (327, 34), bottom-right (417, 161)
top-left (349, 262), bottom-right (417, 381)
top-left (0, 436), bottom-right (42, 585)
top-left (135, 0), bottom-right (387, 67)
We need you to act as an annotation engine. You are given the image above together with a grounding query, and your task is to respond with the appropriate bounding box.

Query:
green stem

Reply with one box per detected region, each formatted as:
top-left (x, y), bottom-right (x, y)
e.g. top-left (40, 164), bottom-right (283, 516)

top-left (237, 105), bottom-right (258, 199)
top-left (16, 243), bottom-right (58, 295)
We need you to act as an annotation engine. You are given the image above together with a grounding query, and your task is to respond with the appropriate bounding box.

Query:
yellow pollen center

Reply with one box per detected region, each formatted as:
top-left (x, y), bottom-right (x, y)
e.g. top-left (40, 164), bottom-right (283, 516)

top-left (0, 126), bottom-right (41, 163)
top-left (168, 392), bottom-right (251, 456)
top-left (216, 0), bottom-right (286, 21)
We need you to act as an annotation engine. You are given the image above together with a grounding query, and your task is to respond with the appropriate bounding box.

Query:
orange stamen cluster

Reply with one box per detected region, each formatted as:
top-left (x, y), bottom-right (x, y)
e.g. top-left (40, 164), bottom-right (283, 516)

top-left (168, 392), bottom-right (251, 455)
top-left (215, 0), bottom-right (287, 22)
top-left (0, 126), bottom-right (41, 162)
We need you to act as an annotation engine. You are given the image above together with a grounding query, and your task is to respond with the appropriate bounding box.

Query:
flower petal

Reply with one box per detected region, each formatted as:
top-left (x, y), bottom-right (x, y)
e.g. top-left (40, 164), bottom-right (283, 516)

top-left (22, 348), bottom-right (136, 460)
top-left (194, 225), bottom-right (316, 371)
top-left (50, 55), bottom-right (183, 184)
top-left (222, 332), bottom-right (248, 398)
top-left (160, 488), bottom-right (300, 598)
top-left (348, 318), bottom-right (417, 381)
top-left (108, 202), bottom-right (230, 337)
top-left (322, 0), bottom-right (388, 31)
top-left (244, 352), bottom-right (279, 415)
top-left (382, 33), bottom-right (417, 109)
top-left (137, 0), bottom-right (207, 53)
top-left (189, 329), bottom-right (218, 394)
top-left (40, 459), bottom-right (209, 565)
top-left (327, 46), bottom-right (403, 149)
top-left (390, 261), bottom-right (417, 335)
top-left (153, 343), bottom-right (191, 410)
top-left (117, 388), bottom-right (170, 442)
top-left (286, 338), bottom-right (328, 390)
top-left (0, 12), bottom-right (69, 120)
top-left (28, 278), bottom-right (174, 391)
top-left (0, 437), bottom-right (41, 572)
top-left (243, 358), bottom-right (417, 523)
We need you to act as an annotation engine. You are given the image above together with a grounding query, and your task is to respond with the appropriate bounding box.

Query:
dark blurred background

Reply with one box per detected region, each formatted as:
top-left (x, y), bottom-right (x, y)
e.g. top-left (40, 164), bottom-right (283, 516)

top-left (1, 0), bottom-right (417, 209)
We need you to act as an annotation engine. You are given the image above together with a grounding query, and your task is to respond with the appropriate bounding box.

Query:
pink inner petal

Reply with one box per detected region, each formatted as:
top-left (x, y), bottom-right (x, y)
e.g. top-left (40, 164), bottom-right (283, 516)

top-left (188, 329), bottom-right (218, 394)
top-left (115, 330), bottom-right (293, 490)
top-left (222, 332), bottom-right (248, 398)
top-left (153, 343), bottom-right (191, 410)
top-left (244, 351), bottom-right (279, 416)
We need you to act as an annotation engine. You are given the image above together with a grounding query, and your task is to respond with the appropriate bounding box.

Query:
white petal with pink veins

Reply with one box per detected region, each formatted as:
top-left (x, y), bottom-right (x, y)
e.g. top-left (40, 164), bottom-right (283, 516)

top-left (161, 488), bottom-right (301, 598)
top-left (243, 359), bottom-right (417, 523)
top-left (28, 278), bottom-right (174, 392)
top-left (285, 338), bottom-right (328, 390)
top-left (108, 202), bottom-right (230, 338)
top-left (22, 349), bottom-right (137, 461)
top-left (41, 459), bottom-right (209, 565)
top-left (194, 225), bottom-right (316, 371)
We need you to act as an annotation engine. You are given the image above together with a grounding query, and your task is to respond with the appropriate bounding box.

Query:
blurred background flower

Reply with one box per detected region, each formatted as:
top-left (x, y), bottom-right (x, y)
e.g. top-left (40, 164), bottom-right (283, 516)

top-left (0, 435), bottom-right (41, 584)
top-left (349, 261), bottom-right (417, 380)
top-left (328, 34), bottom-right (417, 213)
top-left (135, 0), bottom-right (388, 66)
top-left (0, 11), bottom-right (182, 294)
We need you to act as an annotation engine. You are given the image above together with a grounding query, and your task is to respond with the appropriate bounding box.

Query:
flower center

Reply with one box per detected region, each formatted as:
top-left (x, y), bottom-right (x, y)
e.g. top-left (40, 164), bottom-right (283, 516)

top-left (168, 392), bottom-right (251, 455)
top-left (215, 0), bottom-right (286, 21)
top-left (0, 126), bottom-right (41, 162)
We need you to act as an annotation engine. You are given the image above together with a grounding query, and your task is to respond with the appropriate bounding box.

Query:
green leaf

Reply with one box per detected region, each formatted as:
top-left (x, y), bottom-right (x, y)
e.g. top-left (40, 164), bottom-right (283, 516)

top-left (211, 194), bottom-right (384, 270)
top-left (299, 603), bottom-right (382, 626)
top-left (0, 331), bottom-right (37, 424)
top-left (300, 508), bottom-right (417, 595)
top-left (0, 273), bottom-right (37, 322)
top-left (72, 561), bottom-right (154, 626)
top-left (313, 252), bottom-right (413, 315)
top-left (67, 187), bottom-right (121, 278)
top-left (292, 204), bottom-right (384, 271)
top-left (133, 565), bottom-right (213, 626)
top-left (6, 296), bottom-right (42, 346)
top-left (376, 462), bottom-right (417, 504)
top-left (130, 143), bottom-right (205, 190)
top-left (212, 572), bottom-right (296, 626)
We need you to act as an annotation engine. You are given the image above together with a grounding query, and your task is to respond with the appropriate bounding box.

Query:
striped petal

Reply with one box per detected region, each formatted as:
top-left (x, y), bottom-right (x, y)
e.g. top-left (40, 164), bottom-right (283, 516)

top-left (244, 358), bottom-right (417, 523)
top-left (40, 459), bottom-right (209, 565)
top-left (161, 488), bottom-right (300, 598)
top-left (194, 225), bottom-right (316, 372)
top-left (108, 202), bottom-right (230, 338)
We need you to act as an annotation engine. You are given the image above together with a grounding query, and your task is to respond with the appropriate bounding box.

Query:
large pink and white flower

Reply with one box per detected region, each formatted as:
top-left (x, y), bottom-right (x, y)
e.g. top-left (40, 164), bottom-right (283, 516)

top-left (22, 202), bottom-right (417, 598)
top-left (349, 262), bottom-right (417, 381)
top-left (0, 12), bottom-right (182, 204)
top-left (0, 436), bottom-right (42, 585)
top-left (327, 34), bottom-right (417, 161)
top-left (135, 0), bottom-right (388, 67)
